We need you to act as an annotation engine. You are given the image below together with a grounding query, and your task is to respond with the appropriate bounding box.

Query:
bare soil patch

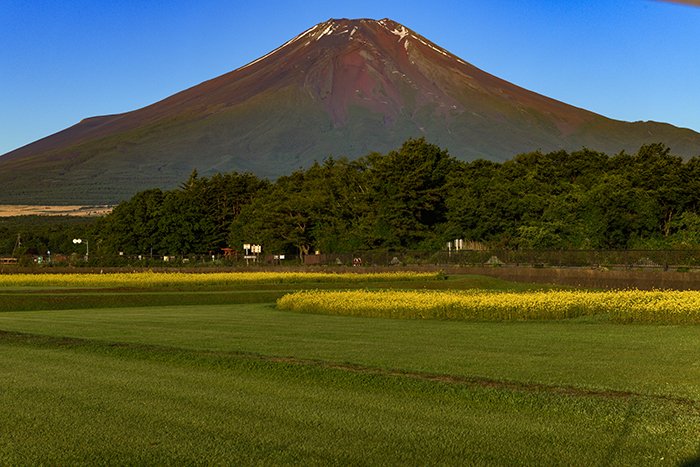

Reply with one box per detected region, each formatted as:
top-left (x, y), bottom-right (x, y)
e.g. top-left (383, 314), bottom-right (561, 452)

top-left (0, 205), bottom-right (112, 217)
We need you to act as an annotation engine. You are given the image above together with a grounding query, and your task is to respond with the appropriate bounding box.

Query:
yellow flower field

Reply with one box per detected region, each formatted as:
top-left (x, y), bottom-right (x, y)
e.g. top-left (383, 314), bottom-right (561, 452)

top-left (277, 289), bottom-right (700, 324)
top-left (0, 271), bottom-right (440, 288)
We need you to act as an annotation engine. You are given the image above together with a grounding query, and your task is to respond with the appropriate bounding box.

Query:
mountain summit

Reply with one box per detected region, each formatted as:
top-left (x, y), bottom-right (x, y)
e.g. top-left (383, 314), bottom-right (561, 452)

top-left (2, 18), bottom-right (699, 203)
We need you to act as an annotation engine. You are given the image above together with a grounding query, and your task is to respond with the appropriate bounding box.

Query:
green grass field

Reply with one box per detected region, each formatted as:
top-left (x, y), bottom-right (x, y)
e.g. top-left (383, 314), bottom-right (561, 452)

top-left (1, 274), bottom-right (699, 465)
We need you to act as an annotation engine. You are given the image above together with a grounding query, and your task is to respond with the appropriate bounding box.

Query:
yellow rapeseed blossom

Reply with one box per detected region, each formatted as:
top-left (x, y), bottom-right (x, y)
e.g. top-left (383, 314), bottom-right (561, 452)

top-left (0, 271), bottom-right (440, 288)
top-left (276, 289), bottom-right (700, 324)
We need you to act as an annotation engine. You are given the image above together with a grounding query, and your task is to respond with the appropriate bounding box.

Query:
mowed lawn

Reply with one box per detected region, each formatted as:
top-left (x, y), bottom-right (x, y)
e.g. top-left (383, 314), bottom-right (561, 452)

top-left (1, 276), bottom-right (699, 465)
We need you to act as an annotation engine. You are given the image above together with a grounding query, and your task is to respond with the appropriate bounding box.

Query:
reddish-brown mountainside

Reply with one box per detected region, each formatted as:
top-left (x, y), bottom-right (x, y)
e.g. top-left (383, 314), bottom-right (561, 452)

top-left (1, 18), bottom-right (698, 203)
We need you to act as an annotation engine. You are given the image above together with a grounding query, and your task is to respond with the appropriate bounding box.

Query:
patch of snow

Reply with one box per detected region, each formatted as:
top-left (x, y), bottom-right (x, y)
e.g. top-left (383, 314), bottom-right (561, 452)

top-left (378, 19), bottom-right (409, 42)
top-left (388, 25), bottom-right (409, 40)
top-left (317, 23), bottom-right (337, 40)
top-left (350, 27), bottom-right (358, 37)
top-left (410, 34), bottom-right (453, 60)
top-left (237, 23), bottom-right (318, 71)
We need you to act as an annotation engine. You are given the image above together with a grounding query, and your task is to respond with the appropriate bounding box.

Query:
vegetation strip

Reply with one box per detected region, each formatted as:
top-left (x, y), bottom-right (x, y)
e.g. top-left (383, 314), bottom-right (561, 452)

top-left (0, 271), bottom-right (441, 288)
top-left (277, 288), bottom-right (700, 324)
top-left (0, 290), bottom-right (287, 312)
top-left (2, 329), bottom-right (697, 409)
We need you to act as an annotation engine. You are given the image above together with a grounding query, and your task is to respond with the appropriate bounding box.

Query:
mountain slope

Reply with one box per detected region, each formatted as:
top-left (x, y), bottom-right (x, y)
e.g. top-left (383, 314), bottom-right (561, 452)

top-left (1, 18), bottom-right (699, 204)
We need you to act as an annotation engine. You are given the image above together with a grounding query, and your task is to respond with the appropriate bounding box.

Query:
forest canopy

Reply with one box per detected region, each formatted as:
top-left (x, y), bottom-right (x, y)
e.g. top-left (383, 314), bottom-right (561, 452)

top-left (5, 138), bottom-right (700, 259)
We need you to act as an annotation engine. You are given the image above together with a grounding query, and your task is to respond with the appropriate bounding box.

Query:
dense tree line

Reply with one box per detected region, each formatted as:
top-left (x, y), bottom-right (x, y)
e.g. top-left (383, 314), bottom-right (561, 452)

top-left (4, 138), bottom-right (699, 260)
top-left (0, 216), bottom-right (94, 260)
top-left (96, 172), bottom-right (268, 257)
top-left (96, 138), bottom-right (700, 258)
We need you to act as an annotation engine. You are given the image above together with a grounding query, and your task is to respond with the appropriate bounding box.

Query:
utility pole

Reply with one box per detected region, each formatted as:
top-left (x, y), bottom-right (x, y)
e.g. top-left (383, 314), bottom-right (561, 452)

top-left (12, 233), bottom-right (21, 258)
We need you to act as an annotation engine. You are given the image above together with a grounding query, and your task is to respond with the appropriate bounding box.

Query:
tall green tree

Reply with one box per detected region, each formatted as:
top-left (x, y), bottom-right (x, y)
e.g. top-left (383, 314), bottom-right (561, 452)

top-left (359, 138), bottom-right (457, 249)
top-left (230, 170), bottom-right (316, 258)
top-left (98, 189), bottom-right (164, 255)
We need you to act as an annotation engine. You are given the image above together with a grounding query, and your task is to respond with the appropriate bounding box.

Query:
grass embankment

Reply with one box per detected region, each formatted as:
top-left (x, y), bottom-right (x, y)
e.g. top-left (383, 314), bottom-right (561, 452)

top-left (1, 272), bottom-right (698, 464)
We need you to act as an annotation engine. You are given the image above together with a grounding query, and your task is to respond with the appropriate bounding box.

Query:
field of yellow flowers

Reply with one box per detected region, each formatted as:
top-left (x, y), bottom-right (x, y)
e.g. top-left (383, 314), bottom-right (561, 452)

top-left (277, 289), bottom-right (700, 324)
top-left (0, 271), bottom-right (440, 288)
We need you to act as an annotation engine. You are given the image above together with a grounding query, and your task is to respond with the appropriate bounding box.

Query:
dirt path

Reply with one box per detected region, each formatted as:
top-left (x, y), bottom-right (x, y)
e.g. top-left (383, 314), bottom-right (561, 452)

top-left (0, 205), bottom-right (113, 217)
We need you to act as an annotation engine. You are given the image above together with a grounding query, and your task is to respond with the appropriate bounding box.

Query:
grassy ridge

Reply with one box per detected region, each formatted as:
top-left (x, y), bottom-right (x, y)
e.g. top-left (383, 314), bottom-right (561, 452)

top-left (0, 290), bottom-right (285, 312)
top-left (1, 304), bottom-right (698, 401)
top-left (1, 331), bottom-right (698, 465)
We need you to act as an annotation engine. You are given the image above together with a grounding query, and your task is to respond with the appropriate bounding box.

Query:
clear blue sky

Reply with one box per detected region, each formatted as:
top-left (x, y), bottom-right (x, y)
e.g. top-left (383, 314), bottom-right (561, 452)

top-left (2, 0), bottom-right (699, 156)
